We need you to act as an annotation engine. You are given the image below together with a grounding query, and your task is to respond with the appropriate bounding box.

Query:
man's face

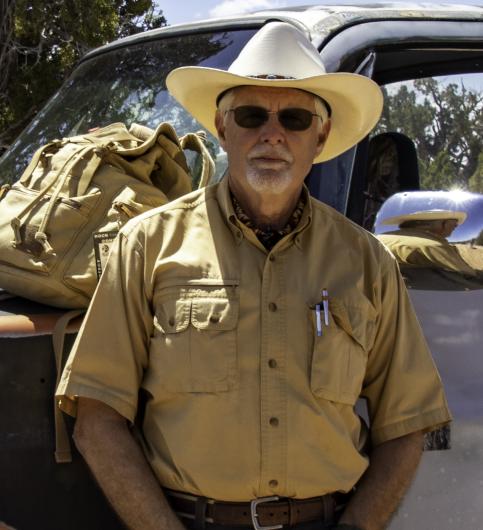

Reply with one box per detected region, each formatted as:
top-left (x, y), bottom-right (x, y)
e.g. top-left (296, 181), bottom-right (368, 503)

top-left (441, 219), bottom-right (459, 238)
top-left (215, 86), bottom-right (330, 199)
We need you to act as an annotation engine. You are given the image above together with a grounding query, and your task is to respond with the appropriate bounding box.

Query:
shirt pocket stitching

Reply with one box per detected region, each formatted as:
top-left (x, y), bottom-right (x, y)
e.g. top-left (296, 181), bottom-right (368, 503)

top-left (153, 297), bottom-right (191, 334)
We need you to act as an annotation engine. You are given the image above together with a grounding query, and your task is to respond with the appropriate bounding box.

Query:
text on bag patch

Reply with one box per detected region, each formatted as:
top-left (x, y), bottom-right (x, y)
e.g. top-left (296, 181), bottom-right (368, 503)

top-left (93, 231), bottom-right (118, 280)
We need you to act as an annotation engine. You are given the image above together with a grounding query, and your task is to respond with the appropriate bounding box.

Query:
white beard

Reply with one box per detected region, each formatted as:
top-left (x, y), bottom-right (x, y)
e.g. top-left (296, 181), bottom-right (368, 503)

top-left (245, 166), bottom-right (294, 195)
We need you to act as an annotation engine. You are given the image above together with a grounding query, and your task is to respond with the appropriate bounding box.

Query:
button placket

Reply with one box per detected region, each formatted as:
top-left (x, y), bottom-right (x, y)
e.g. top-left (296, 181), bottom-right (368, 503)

top-left (259, 251), bottom-right (287, 496)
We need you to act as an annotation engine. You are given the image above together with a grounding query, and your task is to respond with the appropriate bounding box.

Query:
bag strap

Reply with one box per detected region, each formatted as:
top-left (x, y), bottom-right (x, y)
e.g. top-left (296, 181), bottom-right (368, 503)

top-left (180, 132), bottom-right (215, 189)
top-left (52, 309), bottom-right (85, 464)
top-left (11, 142), bottom-right (69, 245)
top-left (75, 143), bottom-right (108, 196)
top-left (18, 141), bottom-right (62, 185)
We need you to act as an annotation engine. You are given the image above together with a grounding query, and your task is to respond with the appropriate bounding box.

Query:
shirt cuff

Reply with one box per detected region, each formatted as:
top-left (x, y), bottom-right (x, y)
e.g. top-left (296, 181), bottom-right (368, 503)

top-left (56, 381), bottom-right (137, 423)
top-left (370, 407), bottom-right (452, 446)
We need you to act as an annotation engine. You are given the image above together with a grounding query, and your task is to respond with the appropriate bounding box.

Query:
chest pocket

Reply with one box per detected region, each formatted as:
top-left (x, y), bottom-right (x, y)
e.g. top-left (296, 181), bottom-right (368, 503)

top-left (147, 281), bottom-right (239, 393)
top-left (310, 295), bottom-right (376, 405)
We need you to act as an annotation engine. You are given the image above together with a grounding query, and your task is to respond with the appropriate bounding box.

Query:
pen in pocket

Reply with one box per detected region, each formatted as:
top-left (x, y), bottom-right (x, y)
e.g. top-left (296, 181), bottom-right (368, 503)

top-left (316, 303), bottom-right (322, 336)
top-left (322, 288), bottom-right (329, 326)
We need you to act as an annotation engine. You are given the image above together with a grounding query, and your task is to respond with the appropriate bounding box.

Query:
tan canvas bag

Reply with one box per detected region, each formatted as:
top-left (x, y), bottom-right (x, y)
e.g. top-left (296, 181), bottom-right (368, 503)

top-left (0, 122), bottom-right (214, 308)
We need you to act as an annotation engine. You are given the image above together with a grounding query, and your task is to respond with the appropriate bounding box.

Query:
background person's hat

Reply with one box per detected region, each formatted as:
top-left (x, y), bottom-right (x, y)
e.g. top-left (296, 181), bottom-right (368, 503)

top-left (383, 209), bottom-right (467, 226)
top-left (166, 21), bottom-right (383, 163)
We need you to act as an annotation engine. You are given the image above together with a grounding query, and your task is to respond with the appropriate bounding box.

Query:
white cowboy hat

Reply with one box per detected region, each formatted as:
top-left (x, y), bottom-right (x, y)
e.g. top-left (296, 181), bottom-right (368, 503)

top-left (382, 209), bottom-right (467, 226)
top-left (166, 21), bottom-right (383, 163)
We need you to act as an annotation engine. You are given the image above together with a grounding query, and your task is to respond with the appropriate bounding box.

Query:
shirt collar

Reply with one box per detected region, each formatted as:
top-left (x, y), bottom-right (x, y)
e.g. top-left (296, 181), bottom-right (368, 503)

top-left (216, 177), bottom-right (242, 243)
top-left (216, 176), bottom-right (312, 249)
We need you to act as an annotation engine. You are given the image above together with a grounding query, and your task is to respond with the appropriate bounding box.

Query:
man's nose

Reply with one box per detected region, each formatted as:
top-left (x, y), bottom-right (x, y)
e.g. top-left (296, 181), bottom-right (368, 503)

top-left (259, 113), bottom-right (285, 144)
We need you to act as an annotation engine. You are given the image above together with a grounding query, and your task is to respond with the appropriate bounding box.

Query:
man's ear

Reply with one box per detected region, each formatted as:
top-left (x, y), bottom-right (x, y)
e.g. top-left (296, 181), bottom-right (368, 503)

top-left (315, 119), bottom-right (331, 157)
top-left (215, 110), bottom-right (227, 150)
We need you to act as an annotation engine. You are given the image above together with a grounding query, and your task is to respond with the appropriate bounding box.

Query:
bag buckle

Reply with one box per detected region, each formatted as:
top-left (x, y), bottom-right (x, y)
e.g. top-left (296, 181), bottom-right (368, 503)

top-left (250, 496), bottom-right (283, 530)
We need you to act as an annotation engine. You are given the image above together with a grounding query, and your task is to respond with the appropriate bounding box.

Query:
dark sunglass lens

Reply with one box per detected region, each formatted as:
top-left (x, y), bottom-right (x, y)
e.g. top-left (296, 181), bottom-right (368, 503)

top-left (279, 108), bottom-right (313, 131)
top-left (233, 106), bottom-right (268, 128)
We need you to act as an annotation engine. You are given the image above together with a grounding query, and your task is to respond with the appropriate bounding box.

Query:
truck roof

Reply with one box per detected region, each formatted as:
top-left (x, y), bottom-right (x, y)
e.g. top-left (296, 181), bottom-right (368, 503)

top-left (82, 2), bottom-right (483, 62)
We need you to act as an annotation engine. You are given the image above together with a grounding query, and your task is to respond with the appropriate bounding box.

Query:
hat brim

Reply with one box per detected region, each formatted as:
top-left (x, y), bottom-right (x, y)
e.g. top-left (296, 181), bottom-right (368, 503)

top-left (166, 67), bottom-right (383, 163)
top-left (382, 210), bottom-right (468, 226)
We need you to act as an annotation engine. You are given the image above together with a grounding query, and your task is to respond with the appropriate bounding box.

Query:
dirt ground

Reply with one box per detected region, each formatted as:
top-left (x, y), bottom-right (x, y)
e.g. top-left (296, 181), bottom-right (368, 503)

top-left (455, 244), bottom-right (483, 272)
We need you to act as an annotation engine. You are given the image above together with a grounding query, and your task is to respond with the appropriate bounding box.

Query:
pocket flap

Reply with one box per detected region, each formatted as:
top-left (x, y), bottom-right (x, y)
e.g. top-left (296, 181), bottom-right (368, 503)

top-left (329, 297), bottom-right (376, 353)
top-left (191, 298), bottom-right (238, 331)
top-left (154, 298), bottom-right (191, 333)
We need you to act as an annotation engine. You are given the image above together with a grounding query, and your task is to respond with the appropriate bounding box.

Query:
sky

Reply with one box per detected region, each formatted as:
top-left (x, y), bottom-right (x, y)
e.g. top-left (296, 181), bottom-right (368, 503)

top-left (159, 0), bottom-right (482, 26)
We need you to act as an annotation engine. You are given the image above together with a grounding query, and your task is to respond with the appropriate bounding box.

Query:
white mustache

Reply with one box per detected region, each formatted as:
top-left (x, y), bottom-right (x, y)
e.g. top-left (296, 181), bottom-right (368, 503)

top-left (248, 147), bottom-right (293, 164)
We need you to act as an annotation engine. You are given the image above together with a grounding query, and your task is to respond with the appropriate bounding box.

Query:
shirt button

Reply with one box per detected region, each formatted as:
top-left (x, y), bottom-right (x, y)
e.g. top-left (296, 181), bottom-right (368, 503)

top-left (268, 302), bottom-right (277, 312)
top-left (268, 359), bottom-right (277, 368)
top-left (168, 317), bottom-right (175, 327)
top-left (269, 417), bottom-right (279, 427)
top-left (269, 480), bottom-right (278, 488)
top-left (209, 315), bottom-right (220, 323)
top-left (269, 255), bottom-right (275, 262)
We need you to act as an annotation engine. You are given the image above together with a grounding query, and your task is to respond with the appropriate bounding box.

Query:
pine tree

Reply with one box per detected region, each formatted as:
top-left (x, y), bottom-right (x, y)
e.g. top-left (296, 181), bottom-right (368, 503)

top-left (0, 0), bottom-right (166, 154)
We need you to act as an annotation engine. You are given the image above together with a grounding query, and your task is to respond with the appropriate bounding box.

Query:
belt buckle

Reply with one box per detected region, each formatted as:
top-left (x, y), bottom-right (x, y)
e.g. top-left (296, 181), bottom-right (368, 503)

top-left (250, 496), bottom-right (283, 530)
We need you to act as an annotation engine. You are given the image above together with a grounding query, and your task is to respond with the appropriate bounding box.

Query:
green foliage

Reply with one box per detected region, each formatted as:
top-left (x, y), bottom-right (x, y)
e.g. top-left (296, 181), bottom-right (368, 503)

top-left (468, 152), bottom-right (483, 193)
top-left (377, 77), bottom-right (483, 191)
top-left (423, 150), bottom-right (460, 190)
top-left (0, 0), bottom-right (166, 152)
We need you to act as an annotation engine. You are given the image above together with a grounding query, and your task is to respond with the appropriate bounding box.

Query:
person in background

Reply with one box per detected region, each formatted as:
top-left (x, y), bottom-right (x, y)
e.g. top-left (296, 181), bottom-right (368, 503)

top-left (377, 209), bottom-right (477, 276)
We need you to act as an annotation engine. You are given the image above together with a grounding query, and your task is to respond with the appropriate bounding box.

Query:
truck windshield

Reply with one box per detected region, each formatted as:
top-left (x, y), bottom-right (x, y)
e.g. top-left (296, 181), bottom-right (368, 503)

top-left (0, 29), bottom-right (256, 184)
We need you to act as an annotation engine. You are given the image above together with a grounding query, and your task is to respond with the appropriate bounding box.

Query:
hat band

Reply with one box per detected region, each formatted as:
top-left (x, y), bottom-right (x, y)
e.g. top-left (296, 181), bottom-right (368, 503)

top-left (250, 74), bottom-right (297, 80)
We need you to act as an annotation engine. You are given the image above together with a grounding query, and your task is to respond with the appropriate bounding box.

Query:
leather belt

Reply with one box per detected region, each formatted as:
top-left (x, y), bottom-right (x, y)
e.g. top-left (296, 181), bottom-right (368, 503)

top-left (165, 489), bottom-right (340, 529)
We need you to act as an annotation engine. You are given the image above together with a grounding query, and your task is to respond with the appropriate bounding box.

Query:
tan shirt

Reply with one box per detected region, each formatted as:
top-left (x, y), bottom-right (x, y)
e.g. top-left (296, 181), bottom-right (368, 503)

top-left (57, 178), bottom-right (450, 501)
top-left (377, 228), bottom-right (477, 277)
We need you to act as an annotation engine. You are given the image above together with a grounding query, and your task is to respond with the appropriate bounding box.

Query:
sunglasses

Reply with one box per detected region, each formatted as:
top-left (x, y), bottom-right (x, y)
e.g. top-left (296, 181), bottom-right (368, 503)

top-left (227, 106), bottom-right (323, 131)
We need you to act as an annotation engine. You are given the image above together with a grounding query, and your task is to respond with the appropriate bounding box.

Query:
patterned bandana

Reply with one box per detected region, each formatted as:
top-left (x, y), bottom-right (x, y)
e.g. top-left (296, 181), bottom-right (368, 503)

top-left (231, 192), bottom-right (306, 250)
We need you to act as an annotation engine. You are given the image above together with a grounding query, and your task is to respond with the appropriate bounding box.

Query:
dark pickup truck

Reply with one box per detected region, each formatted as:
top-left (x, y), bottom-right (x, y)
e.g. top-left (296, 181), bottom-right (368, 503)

top-left (1, 4), bottom-right (482, 529)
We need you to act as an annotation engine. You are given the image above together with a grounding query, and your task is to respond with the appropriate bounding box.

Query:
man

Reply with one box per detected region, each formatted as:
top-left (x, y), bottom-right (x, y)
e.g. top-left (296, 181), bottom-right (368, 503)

top-left (377, 209), bottom-right (477, 276)
top-left (57, 22), bottom-right (451, 530)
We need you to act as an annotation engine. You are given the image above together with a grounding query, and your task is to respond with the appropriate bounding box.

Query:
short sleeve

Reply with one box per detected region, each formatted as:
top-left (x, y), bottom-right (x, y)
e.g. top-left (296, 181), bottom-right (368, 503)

top-left (56, 228), bottom-right (153, 422)
top-left (362, 254), bottom-right (452, 446)
top-left (410, 244), bottom-right (477, 276)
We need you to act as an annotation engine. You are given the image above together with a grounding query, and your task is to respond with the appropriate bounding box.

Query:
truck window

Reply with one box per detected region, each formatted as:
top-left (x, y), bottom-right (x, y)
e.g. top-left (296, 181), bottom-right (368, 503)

top-left (0, 29), bottom-right (256, 186)
top-left (369, 73), bottom-right (483, 286)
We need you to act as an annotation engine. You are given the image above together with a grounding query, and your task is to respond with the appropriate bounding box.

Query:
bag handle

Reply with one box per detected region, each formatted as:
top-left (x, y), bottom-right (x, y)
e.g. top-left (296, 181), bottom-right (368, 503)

top-left (180, 131), bottom-right (215, 189)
